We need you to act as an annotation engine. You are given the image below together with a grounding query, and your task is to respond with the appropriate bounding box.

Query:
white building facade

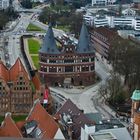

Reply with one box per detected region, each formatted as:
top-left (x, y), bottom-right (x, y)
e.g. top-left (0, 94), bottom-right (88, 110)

top-left (0, 0), bottom-right (9, 9)
top-left (91, 0), bottom-right (117, 6)
top-left (83, 14), bottom-right (140, 31)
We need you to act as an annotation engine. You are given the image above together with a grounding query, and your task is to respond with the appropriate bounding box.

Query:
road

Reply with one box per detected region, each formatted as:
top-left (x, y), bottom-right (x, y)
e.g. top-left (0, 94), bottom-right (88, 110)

top-left (0, 1), bottom-right (112, 120)
top-left (50, 57), bottom-right (111, 117)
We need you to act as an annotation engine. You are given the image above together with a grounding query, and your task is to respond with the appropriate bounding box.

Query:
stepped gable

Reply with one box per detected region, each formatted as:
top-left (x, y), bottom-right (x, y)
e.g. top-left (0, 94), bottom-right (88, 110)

top-left (76, 23), bottom-right (93, 53)
top-left (26, 101), bottom-right (59, 139)
top-left (56, 99), bottom-right (95, 138)
top-left (0, 113), bottom-right (22, 137)
top-left (9, 58), bottom-right (29, 81)
top-left (39, 24), bottom-right (60, 54)
top-left (0, 61), bottom-right (9, 82)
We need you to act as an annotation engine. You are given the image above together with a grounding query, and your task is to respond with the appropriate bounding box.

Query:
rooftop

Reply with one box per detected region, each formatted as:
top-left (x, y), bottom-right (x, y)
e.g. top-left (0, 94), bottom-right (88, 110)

top-left (0, 113), bottom-right (22, 137)
top-left (90, 132), bottom-right (116, 140)
top-left (131, 89), bottom-right (140, 100)
top-left (94, 127), bottom-right (132, 140)
top-left (56, 99), bottom-right (95, 139)
top-left (26, 100), bottom-right (61, 139)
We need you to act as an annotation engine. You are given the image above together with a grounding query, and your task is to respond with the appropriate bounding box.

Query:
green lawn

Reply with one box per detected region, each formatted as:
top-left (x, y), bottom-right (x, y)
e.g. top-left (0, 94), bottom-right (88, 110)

top-left (0, 115), bottom-right (27, 123)
top-left (31, 55), bottom-right (39, 69)
top-left (27, 23), bottom-right (45, 32)
top-left (28, 38), bottom-right (40, 54)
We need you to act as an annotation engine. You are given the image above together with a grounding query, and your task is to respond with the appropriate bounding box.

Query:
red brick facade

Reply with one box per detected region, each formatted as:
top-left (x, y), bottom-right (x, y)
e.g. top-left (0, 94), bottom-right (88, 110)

top-left (0, 58), bottom-right (33, 115)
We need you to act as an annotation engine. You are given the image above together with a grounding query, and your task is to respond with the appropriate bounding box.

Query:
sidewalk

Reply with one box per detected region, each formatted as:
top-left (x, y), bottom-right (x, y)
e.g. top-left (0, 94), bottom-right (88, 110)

top-left (95, 52), bottom-right (113, 72)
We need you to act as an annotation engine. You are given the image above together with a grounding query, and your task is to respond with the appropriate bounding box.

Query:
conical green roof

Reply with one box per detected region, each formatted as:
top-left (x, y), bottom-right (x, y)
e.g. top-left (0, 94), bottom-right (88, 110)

top-left (76, 23), bottom-right (94, 53)
top-left (39, 24), bottom-right (60, 54)
top-left (131, 90), bottom-right (140, 100)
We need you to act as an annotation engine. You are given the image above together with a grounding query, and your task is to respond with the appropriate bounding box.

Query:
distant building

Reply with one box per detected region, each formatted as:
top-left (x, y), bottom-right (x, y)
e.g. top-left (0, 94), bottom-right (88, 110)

top-left (122, 8), bottom-right (136, 16)
top-left (0, 0), bottom-right (9, 9)
top-left (83, 14), bottom-right (140, 31)
top-left (133, 0), bottom-right (140, 9)
top-left (90, 27), bottom-right (119, 58)
top-left (91, 0), bottom-right (117, 6)
top-left (2, 0), bottom-right (9, 9)
top-left (39, 23), bottom-right (95, 86)
top-left (131, 89), bottom-right (140, 140)
top-left (0, 58), bottom-right (33, 114)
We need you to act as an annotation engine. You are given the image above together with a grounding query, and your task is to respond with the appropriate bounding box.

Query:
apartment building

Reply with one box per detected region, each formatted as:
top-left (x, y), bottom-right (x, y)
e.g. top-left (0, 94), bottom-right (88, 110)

top-left (91, 0), bottom-right (116, 6)
top-left (84, 14), bottom-right (140, 31)
top-left (0, 0), bottom-right (9, 9)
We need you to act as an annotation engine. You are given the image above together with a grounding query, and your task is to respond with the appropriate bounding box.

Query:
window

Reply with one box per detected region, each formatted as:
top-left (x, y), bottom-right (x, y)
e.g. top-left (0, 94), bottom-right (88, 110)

top-left (58, 68), bottom-right (61, 72)
top-left (49, 67), bottom-right (57, 72)
top-left (91, 57), bottom-right (94, 62)
top-left (65, 66), bottom-right (73, 72)
top-left (49, 60), bottom-right (56, 63)
top-left (20, 76), bottom-right (23, 80)
top-left (82, 58), bottom-right (89, 62)
top-left (44, 67), bottom-right (47, 72)
top-left (64, 59), bottom-right (74, 63)
top-left (91, 65), bottom-right (94, 71)
top-left (82, 66), bottom-right (89, 71)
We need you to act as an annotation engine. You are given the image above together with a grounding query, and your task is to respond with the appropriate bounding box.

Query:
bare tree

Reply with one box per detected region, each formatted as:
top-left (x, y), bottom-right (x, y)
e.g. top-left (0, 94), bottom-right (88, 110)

top-left (98, 72), bottom-right (124, 105)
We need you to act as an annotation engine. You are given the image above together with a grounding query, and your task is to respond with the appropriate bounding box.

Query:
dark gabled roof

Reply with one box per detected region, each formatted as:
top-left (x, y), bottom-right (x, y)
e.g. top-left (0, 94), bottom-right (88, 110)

top-left (39, 25), bottom-right (60, 54)
top-left (56, 99), bottom-right (95, 139)
top-left (76, 23), bottom-right (94, 53)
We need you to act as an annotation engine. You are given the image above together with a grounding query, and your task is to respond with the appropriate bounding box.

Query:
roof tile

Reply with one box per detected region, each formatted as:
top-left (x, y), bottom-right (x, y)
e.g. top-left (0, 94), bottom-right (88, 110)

top-left (0, 113), bottom-right (22, 137)
top-left (27, 101), bottom-right (59, 139)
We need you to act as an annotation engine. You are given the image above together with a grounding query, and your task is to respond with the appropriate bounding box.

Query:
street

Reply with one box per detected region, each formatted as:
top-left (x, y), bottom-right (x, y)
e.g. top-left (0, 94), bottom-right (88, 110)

top-left (0, 1), bottom-right (115, 121)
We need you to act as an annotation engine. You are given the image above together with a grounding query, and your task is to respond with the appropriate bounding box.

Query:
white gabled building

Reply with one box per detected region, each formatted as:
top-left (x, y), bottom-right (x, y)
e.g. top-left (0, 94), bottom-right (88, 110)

top-left (93, 16), bottom-right (108, 27)
top-left (0, 0), bottom-right (9, 9)
top-left (2, 0), bottom-right (9, 9)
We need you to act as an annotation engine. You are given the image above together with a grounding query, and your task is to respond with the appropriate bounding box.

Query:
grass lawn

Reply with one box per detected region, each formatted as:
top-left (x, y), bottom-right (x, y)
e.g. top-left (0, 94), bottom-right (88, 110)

top-left (0, 115), bottom-right (27, 123)
top-left (31, 55), bottom-right (39, 69)
top-left (28, 38), bottom-right (40, 54)
top-left (27, 23), bottom-right (45, 32)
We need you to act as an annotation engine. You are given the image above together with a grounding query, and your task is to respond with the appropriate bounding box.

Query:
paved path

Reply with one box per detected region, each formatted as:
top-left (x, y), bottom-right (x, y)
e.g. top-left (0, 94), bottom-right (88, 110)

top-left (50, 57), bottom-right (111, 115)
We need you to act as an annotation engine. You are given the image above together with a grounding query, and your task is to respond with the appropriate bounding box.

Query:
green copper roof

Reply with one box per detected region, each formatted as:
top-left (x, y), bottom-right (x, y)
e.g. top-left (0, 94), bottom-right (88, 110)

top-left (131, 90), bottom-right (140, 100)
top-left (76, 23), bottom-right (94, 53)
top-left (39, 24), bottom-right (60, 54)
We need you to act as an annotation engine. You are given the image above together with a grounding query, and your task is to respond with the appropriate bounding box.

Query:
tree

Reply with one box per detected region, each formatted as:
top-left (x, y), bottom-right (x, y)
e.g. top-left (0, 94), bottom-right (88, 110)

top-left (21, 0), bottom-right (32, 9)
top-left (98, 84), bottom-right (109, 103)
top-left (0, 12), bottom-right (8, 30)
top-left (69, 12), bottom-right (83, 37)
top-left (98, 72), bottom-right (124, 105)
top-left (108, 36), bottom-right (140, 93)
top-left (0, 7), bottom-right (18, 30)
